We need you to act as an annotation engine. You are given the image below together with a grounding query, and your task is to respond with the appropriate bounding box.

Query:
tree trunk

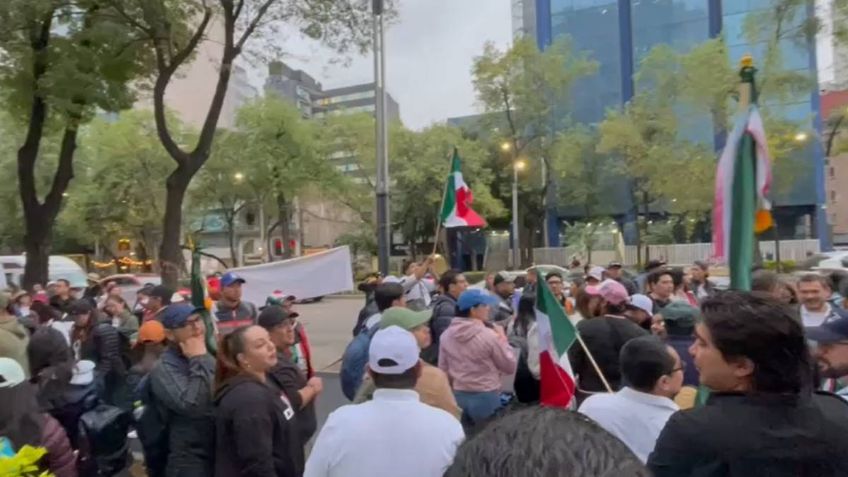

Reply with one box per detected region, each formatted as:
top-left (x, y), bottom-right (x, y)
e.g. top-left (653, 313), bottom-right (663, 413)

top-left (642, 191), bottom-right (651, 264)
top-left (226, 215), bottom-right (239, 267)
top-left (159, 168), bottom-right (193, 288)
top-left (277, 193), bottom-right (293, 259)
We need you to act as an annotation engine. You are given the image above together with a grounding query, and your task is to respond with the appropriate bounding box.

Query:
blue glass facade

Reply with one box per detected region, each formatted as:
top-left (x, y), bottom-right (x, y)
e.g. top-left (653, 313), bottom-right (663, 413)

top-left (538, 0), bottom-right (829, 247)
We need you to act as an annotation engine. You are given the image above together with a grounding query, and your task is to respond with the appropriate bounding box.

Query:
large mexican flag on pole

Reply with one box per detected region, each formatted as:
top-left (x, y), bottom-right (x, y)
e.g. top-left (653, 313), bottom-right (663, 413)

top-left (535, 279), bottom-right (577, 407)
top-left (712, 105), bottom-right (772, 291)
top-left (439, 149), bottom-right (486, 228)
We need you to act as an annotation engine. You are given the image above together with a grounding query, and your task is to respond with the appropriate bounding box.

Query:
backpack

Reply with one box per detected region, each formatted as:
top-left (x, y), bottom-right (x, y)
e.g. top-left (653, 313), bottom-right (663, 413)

top-left (133, 375), bottom-right (169, 477)
top-left (76, 404), bottom-right (132, 476)
top-left (509, 324), bottom-right (540, 404)
top-left (340, 323), bottom-right (381, 401)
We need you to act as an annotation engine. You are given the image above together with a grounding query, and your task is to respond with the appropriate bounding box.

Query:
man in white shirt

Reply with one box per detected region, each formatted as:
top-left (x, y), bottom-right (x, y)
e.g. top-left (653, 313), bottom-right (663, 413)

top-left (798, 273), bottom-right (846, 327)
top-left (306, 326), bottom-right (464, 477)
top-left (579, 335), bottom-right (683, 463)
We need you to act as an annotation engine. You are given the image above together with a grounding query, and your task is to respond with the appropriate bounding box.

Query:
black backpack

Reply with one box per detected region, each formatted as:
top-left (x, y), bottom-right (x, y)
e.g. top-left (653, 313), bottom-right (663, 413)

top-left (509, 324), bottom-right (540, 404)
top-left (76, 404), bottom-right (132, 476)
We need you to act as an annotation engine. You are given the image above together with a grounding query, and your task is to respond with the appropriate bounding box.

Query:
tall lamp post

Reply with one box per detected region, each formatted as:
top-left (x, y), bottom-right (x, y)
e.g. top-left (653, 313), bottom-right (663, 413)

top-left (503, 141), bottom-right (526, 269)
top-left (373, 0), bottom-right (390, 274)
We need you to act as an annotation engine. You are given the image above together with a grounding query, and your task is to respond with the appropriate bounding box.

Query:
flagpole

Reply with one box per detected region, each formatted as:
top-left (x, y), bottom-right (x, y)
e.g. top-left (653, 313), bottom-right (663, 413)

top-left (574, 331), bottom-right (613, 394)
top-left (431, 149), bottom-right (454, 257)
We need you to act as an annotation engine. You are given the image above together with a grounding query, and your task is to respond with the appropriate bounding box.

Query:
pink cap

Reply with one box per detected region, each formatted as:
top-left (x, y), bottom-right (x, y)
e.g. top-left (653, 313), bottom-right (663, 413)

top-left (598, 279), bottom-right (629, 306)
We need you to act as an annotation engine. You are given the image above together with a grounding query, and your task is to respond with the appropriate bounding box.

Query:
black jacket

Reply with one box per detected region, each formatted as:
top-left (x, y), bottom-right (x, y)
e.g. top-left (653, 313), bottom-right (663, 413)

top-left (268, 352), bottom-right (317, 445)
top-left (149, 347), bottom-right (216, 475)
top-left (214, 374), bottom-right (303, 477)
top-left (568, 315), bottom-right (647, 397)
top-left (421, 293), bottom-right (458, 365)
top-left (648, 391), bottom-right (848, 476)
top-left (48, 382), bottom-right (99, 449)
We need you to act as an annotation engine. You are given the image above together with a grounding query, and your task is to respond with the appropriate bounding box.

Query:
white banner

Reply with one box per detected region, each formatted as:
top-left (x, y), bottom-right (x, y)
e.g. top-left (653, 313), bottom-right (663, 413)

top-left (230, 246), bottom-right (354, 305)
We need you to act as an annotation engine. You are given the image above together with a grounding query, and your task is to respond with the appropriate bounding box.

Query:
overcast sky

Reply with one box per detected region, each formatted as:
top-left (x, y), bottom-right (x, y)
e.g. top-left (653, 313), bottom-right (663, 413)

top-left (270, 0), bottom-right (513, 130)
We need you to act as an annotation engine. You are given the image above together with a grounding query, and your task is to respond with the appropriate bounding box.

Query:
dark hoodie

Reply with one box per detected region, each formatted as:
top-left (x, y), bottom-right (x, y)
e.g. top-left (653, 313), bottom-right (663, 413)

top-left (421, 293), bottom-right (458, 364)
top-left (214, 374), bottom-right (303, 477)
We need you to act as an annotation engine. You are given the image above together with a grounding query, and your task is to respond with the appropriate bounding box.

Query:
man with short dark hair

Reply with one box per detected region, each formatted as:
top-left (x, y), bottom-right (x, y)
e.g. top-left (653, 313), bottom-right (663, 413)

top-left (647, 270), bottom-right (674, 313)
top-left (579, 336), bottom-right (682, 462)
top-left (148, 305), bottom-right (216, 476)
top-left (636, 259), bottom-right (666, 294)
top-left (444, 406), bottom-right (649, 477)
top-left (798, 273), bottom-right (847, 327)
top-left (490, 272), bottom-right (516, 325)
top-left (305, 326), bottom-right (464, 477)
top-left (655, 302), bottom-right (699, 386)
top-left (648, 291), bottom-right (848, 476)
top-left (545, 272), bottom-right (567, 307)
top-left (50, 279), bottom-right (73, 314)
top-left (423, 269), bottom-right (468, 364)
top-left (606, 262), bottom-right (637, 296)
top-left (689, 261), bottom-right (715, 302)
top-left (213, 272), bottom-right (257, 334)
top-left (360, 282), bottom-right (406, 332)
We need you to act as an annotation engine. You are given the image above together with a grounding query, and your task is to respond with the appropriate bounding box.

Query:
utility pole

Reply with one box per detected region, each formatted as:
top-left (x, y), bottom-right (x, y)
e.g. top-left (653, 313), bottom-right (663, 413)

top-left (373, 0), bottom-right (390, 275)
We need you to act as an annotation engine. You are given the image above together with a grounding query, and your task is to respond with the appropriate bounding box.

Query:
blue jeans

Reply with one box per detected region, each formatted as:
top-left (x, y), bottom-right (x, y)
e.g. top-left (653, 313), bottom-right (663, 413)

top-left (454, 390), bottom-right (501, 427)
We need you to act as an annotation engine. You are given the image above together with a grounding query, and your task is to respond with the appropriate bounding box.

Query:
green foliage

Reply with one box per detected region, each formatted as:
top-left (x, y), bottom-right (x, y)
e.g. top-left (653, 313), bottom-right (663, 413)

top-left (61, 110), bottom-right (183, 255)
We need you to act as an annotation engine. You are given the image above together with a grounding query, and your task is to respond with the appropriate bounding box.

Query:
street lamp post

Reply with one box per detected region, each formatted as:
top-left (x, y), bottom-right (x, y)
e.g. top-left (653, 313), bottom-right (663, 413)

top-left (373, 0), bottom-right (390, 275)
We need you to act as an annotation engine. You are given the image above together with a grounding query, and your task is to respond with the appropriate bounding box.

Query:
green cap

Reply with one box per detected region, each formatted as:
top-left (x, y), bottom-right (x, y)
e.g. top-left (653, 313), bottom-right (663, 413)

top-left (379, 307), bottom-right (431, 331)
top-left (661, 301), bottom-right (699, 334)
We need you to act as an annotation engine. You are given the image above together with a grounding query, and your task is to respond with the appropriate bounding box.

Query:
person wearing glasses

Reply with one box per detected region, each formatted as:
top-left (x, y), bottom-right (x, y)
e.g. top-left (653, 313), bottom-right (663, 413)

top-left (578, 335), bottom-right (683, 463)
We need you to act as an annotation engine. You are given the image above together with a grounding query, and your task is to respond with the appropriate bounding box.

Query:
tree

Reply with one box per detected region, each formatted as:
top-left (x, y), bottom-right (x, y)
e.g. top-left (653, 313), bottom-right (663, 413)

top-left (60, 110), bottom-right (180, 262)
top-left (0, 1), bottom-right (154, 288)
top-left (106, 0), bottom-right (385, 287)
top-left (188, 130), bottom-right (252, 266)
top-left (472, 37), bottom-right (597, 252)
top-left (236, 96), bottom-right (341, 259)
top-left (390, 125), bottom-right (505, 257)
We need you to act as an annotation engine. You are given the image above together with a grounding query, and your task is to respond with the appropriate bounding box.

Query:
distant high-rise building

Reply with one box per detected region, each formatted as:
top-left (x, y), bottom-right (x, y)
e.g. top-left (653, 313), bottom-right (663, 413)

top-left (511, 0), bottom-right (537, 38)
top-left (817, 0), bottom-right (848, 90)
top-left (264, 61), bottom-right (323, 118)
top-left (519, 0), bottom-right (830, 248)
top-left (314, 83), bottom-right (400, 123)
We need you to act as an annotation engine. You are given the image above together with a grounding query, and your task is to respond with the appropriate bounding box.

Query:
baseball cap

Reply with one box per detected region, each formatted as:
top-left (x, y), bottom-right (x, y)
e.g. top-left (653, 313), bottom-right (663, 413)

top-left (160, 304), bottom-right (202, 330)
top-left (266, 290), bottom-right (297, 307)
top-left (381, 275), bottom-right (403, 284)
top-left (598, 279), bottom-right (629, 305)
top-left (0, 358), bottom-right (25, 388)
top-left (368, 326), bottom-right (420, 375)
top-left (70, 360), bottom-right (95, 386)
top-left (806, 316), bottom-right (848, 344)
top-left (693, 260), bottom-right (709, 271)
top-left (257, 306), bottom-right (297, 330)
top-left (150, 285), bottom-right (174, 305)
top-left (587, 266), bottom-right (605, 282)
top-left (379, 307), bottom-right (431, 331)
top-left (68, 299), bottom-right (93, 315)
top-left (137, 320), bottom-right (166, 346)
top-left (627, 294), bottom-right (654, 315)
top-left (607, 261), bottom-right (623, 269)
top-left (457, 289), bottom-right (500, 311)
top-left (493, 272), bottom-right (515, 286)
top-left (220, 272), bottom-right (246, 288)
top-left (661, 302), bottom-right (699, 333)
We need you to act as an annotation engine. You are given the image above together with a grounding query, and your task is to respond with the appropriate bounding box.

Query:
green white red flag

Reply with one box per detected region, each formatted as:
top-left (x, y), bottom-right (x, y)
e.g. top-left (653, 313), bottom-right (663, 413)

top-left (439, 149), bottom-right (486, 228)
top-left (535, 279), bottom-right (577, 407)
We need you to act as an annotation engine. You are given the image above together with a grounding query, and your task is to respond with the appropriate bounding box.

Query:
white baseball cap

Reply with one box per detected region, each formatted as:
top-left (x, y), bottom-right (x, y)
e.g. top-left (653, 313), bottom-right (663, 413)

top-left (587, 266), bottom-right (605, 282)
top-left (628, 294), bottom-right (654, 316)
top-left (70, 360), bottom-right (95, 386)
top-left (0, 358), bottom-right (25, 388)
top-left (368, 326), bottom-right (420, 375)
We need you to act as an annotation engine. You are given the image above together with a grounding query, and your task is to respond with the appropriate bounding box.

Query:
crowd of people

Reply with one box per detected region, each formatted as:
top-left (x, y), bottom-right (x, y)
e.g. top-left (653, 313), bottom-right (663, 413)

top-left (2, 257), bottom-right (848, 476)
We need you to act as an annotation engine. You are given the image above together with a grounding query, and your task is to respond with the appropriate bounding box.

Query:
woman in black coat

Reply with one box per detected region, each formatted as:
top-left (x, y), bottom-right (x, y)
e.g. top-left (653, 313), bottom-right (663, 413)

top-left (213, 325), bottom-right (303, 477)
top-left (69, 300), bottom-right (127, 406)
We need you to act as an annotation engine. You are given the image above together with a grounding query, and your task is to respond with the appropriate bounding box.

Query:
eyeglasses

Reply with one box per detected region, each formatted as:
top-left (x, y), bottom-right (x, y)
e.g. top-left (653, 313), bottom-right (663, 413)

top-left (670, 361), bottom-right (687, 374)
top-left (547, 280), bottom-right (563, 285)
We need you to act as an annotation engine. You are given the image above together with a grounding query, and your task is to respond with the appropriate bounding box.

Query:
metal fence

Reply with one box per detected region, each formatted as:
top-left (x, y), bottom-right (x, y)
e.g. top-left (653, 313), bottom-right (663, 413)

top-left (533, 239), bottom-right (821, 267)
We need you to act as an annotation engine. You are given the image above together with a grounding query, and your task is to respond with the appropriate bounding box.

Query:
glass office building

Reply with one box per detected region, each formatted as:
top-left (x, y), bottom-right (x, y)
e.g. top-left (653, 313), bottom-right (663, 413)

top-left (535, 0), bottom-right (829, 246)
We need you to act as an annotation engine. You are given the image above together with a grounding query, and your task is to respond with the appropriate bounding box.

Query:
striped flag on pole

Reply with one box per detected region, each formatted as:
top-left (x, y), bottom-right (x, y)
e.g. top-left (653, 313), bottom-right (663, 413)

top-left (439, 149), bottom-right (486, 228)
top-left (535, 279), bottom-right (577, 407)
top-left (712, 105), bottom-right (772, 291)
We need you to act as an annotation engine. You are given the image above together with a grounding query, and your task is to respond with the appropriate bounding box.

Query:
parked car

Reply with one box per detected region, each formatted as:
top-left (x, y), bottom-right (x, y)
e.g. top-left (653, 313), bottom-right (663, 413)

top-left (0, 255), bottom-right (88, 290)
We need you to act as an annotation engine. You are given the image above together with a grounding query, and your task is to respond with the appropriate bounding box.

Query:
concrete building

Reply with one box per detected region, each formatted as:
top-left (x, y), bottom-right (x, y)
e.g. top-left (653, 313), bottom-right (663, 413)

top-left (314, 83), bottom-right (400, 122)
top-left (512, 0), bottom-right (537, 38)
top-left (821, 89), bottom-right (848, 244)
top-left (525, 0), bottom-right (830, 249)
top-left (264, 61), bottom-right (323, 118)
top-left (817, 0), bottom-right (848, 90)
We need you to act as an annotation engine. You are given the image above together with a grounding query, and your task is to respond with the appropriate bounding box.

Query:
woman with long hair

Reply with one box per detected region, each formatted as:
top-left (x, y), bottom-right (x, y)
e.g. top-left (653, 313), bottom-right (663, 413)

top-left (68, 300), bottom-right (126, 406)
top-left (509, 295), bottom-right (541, 403)
top-left (213, 325), bottom-right (303, 477)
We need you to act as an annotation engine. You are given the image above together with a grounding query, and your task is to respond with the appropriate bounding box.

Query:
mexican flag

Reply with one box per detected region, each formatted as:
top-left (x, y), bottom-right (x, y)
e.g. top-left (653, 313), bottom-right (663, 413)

top-left (439, 149), bottom-right (486, 228)
top-left (535, 279), bottom-right (577, 407)
top-left (189, 242), bottom-right (217, 355)
top-left (712, 105), bottom-right (772, 291)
